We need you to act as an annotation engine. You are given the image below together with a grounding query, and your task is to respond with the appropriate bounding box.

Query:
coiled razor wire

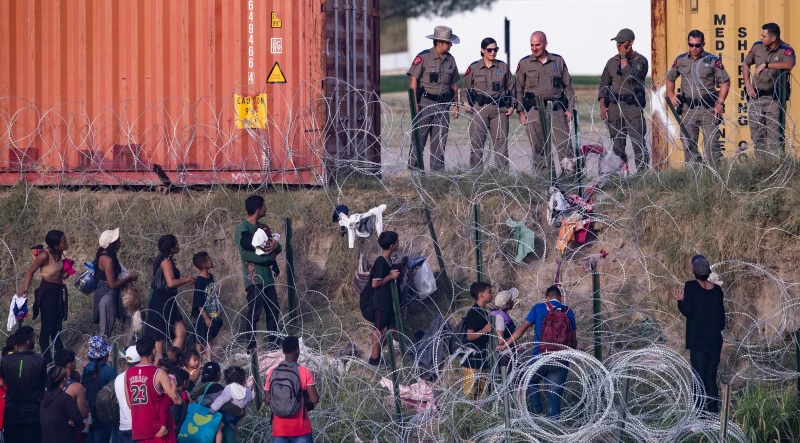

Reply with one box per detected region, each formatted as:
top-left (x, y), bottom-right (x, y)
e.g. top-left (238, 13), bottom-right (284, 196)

top-left (0, 63), bottom-right (797, 442)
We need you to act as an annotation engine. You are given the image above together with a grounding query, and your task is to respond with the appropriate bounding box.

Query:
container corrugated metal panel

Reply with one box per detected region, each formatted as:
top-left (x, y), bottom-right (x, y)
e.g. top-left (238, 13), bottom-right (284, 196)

top-left (652, 0), bottom-right (800, 166)
top-left (0, 0), bottom-right (378, 186)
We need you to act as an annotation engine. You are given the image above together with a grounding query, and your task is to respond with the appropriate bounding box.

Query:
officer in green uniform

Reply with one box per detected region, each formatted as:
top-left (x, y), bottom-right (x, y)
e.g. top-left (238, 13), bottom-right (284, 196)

top-left (666, 30), bottom-right (731, 165)
top-left (599, 28), bottom-right (649, 172)
top-left (742, 22), bottom-right (796, 156)
top-left (407, 25), bottom-right (461, 171)
top-left (514, 31), bottom-right (575, 175)
top-left (461, 37), bottom-right (514, 170)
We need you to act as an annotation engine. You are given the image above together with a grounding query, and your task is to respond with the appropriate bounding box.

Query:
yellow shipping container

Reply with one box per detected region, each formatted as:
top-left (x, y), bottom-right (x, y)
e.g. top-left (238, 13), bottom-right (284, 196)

top-left (651, 0), bottom-right (800, 167)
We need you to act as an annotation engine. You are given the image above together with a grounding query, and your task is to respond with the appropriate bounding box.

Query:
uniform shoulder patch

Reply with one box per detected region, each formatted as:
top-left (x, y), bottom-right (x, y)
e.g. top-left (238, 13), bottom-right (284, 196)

top-left (412, 55), bottom-right (423, 66)
top-left (785, 48), bottom-right (795, 57)
top-left (715, 60), bottom-right (724, 70)
top-left (464, 66), bottom-right (471, 76)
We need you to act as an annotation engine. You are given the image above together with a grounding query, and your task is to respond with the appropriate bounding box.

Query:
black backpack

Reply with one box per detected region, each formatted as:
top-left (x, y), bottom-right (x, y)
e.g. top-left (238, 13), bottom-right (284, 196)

top-left (269, 362), bottom-right (303, 417)
top-left (82, 361), bottom-right (107, 420)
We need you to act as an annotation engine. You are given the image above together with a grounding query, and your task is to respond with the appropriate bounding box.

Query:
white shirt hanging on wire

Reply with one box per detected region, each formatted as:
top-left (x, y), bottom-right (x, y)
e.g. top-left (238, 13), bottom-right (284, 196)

top-left (338, 204), bottom-right (387, 248)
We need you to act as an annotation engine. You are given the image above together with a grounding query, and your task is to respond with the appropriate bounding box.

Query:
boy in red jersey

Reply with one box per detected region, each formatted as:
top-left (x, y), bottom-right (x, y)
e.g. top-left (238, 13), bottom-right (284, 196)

top-left (126, 335), bottom-right (182, 443)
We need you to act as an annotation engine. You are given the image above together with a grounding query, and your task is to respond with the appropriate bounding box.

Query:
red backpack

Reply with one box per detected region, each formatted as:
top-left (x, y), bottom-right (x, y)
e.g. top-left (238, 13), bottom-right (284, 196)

top-left (538, 302), bottom-right (577, 354)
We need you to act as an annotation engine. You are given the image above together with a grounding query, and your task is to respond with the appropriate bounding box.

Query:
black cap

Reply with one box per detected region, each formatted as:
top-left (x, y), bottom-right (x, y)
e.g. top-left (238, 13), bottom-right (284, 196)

top-left (692, 255), bottom-right (711, 276)
top-left (201, 361), bottom-right (221, 382)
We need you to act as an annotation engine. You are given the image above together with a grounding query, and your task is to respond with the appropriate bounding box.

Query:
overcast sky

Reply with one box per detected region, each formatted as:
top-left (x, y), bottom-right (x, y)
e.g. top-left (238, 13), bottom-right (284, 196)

top-left (408, 0), bottom-right (651, 76)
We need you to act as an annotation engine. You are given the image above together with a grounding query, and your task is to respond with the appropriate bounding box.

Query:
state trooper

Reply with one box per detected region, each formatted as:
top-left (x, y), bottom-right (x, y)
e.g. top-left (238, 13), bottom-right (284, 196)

top-left (515, 31), bottom-right (575, 176)
top-left (666, 30), bottom-right (731, 165)
top-left (407, 26), bottom-right (461, 171)
top-left (461, 37), bottom-right (514, 170)
top-left (599, 28), bottom-right (650, 172)
top-left (742, 22), bottom-right (796, 156)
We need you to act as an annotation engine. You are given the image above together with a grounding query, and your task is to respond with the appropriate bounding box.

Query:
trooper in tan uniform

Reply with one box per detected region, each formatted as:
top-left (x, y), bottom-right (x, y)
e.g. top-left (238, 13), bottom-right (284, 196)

top-left (743, 22), bottom-right (796, 156)
top-left (599, 28), bottom-right (650, 172)
top-left (407, 25), bottom-right (461, 171)
top-left (462, 37), bottom-right (514, 170)
top-left (666, 30), bottom-right (731, 165)
top-left (515, 31), bottom-right (575, 175)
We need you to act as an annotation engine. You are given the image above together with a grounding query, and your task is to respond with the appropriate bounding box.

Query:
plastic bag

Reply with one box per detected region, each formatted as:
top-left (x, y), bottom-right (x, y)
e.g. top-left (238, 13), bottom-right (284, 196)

top-left (413, 261), bottom-right (436, 299)
top-left (74, 262), bottom-right (97, 295)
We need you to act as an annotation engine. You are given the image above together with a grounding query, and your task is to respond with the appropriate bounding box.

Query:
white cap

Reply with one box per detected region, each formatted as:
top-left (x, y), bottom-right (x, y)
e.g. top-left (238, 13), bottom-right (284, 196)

top-left (99, 228), bottom-right (120, 249)
top-left (125, 346), bottom-right (141, 363)
top-left (494, 288), bottom-right (520, 310)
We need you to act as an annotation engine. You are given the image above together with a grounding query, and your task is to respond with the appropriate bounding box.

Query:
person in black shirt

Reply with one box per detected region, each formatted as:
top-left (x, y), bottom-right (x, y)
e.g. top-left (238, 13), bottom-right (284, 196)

top-left (461, 281), bottom-right (494, 400)
top-left (368, 231), bottom-right (401, 366)
top-left (0, 326), bottom-right (47, 443)
top-left (191, 252), bottom-right (223, 361)
top-left (673, 254), bottom-right (725, 413)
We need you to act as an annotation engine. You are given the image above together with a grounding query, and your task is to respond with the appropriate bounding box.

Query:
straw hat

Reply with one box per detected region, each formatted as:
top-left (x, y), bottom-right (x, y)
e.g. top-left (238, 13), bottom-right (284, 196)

top-left (426, 26), bottom-right (460, 44)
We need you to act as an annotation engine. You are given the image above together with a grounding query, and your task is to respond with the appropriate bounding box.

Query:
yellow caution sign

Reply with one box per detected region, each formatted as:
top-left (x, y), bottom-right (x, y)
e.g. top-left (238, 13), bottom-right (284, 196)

top-left (267, 62), bottom-right (286, 84)
top-left (271, 12), bottom-right (282, 28)
top-left (234, 93), bottom-right (267, 129)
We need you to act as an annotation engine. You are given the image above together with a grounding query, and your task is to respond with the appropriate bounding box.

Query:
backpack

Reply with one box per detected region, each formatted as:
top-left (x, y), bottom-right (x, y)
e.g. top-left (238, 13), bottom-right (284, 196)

top-left (268, 362), bottom-right (304, 418)
top-left (95, 382), bottom-right (120, 425)
top-left (538, 302), bottom-right (577, 354)
top-left (82, 361), bottom-right (107, 419)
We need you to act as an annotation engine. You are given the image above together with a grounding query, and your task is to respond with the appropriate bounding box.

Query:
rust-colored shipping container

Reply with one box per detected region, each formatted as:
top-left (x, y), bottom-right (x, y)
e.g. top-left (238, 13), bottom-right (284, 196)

top-left (0, 0), bottom-right (381, 186)
top-left (651, 0), bottom-right (798, 167)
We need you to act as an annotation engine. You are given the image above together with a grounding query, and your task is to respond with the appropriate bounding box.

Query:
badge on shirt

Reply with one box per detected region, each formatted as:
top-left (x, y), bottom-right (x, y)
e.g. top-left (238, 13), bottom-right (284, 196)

top-left (715, 60), bottom-right (724, 70)
top-left (775, 56), bottom-right (780, 61)
top-left (553, 64), bottom-right (557, 71)
top-left (498, 69), bottom-right (502, 74)
top-left (785, 48), bottom-right (795, 57)
top-left (412, 56), bottom-right (422, 66)
top-left (448, 63), bottom-right (452, 69)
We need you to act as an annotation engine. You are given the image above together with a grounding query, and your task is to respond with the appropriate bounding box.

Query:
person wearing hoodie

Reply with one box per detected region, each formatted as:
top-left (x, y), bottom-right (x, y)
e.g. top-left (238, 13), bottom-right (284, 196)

top-left (40, 365), bottom-right (87, 443)
top-left (190, 362), bottom-right (246, 443)
top-left (209, 366), bottom-right (253, 443)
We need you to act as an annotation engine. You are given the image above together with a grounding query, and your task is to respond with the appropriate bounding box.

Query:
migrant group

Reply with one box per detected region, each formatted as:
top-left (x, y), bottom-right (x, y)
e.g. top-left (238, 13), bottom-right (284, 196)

top-left (0, 192), bottom-right (726, 442)
top-left (2, 195), bottom-right (318, 443)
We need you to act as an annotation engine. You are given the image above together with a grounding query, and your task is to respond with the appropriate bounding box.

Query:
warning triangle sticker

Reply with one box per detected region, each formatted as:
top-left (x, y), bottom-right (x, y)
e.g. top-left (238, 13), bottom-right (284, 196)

top-left (267, 62), bottom-right (286, 84)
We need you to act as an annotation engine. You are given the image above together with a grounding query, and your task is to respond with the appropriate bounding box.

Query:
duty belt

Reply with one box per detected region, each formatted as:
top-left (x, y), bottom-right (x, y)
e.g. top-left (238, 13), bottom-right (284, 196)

top-left (422, 91), bottom-right (454, 103)
top-left (680, 94), bottom-right (717, 109)
top-left (608, 93), bottom-right (636, 105)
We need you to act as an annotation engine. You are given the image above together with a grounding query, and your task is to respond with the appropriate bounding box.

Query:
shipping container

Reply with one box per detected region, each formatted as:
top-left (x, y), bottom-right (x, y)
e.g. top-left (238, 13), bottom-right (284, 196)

top-left (0, 0), bottom-right (380, 186)
top-left (651, 0), bottom-right (799, 168)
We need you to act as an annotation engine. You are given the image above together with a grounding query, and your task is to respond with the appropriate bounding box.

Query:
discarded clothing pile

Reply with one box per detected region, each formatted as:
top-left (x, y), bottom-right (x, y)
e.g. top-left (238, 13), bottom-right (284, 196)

top-left (333, 204), bottom-right (387, 248)
top-left (379, 377), bottom-right (437, 413)
top-left (505, 218), bottom-right (536, 262)
top-left (548, 187), bottom-right (594, 253)
top-left (7, 295), bottom-right (28, 331)
top-left (404, 315), bottom-right (453, 381)
top-left (247, 338), bottom-right (355, 389)
top-left (581, 144), bottom-right (627, 187)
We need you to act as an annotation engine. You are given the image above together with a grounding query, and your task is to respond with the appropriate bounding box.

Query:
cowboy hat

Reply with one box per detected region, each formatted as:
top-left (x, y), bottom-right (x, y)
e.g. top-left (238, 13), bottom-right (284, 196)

top-left (426, 26), bottom-right (460, 44)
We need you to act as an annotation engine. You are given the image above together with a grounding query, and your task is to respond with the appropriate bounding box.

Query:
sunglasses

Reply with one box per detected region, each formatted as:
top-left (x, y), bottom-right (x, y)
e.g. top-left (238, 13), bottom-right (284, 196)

top-left (485, 47), bottom-right (500, 53)
top-left (688, 43), bottom-right (704, 48)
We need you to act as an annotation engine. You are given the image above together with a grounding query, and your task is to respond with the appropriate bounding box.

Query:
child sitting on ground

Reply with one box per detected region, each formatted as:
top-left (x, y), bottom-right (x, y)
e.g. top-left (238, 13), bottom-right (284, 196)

top-left (182, 349), bottom-right (202, 392)
top-left (208, 366), bottom-right (253, 443)
top-left (192, 252), bottom-right (223, 361)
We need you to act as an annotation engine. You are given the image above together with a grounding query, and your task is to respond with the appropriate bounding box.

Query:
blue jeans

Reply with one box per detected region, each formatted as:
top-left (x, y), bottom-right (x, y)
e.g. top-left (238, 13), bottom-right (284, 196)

top-left (273, 434), bottom-right (314, 443)
top-left (87, 421), bottom-right (114, 443)
top-left (526, 362), bottom-right (569, 418)
top-left (113, 429), bottom-right (133, 443)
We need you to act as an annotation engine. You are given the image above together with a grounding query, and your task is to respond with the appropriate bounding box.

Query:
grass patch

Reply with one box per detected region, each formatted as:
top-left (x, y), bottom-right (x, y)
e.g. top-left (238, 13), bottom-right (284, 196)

top-left (381, 74), bottom-right (409, 94)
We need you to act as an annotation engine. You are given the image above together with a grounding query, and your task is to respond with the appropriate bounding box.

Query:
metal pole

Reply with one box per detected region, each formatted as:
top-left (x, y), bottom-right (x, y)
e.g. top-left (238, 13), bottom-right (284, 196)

top-left (473, 203), bottom-right (483, 283)
top-left (572, 107), bottom-right (583, 197)
top-left (344, 0), bottom-right (351, 159)
top-left (666, 99), bottom-right (694, 145)
top-left (362, 0), bottom-right (368, 162)
top-left (112, 341), bottom-right (119, 374)
top-left (795, 330), bottom-right (800, 394)
top-left (617, 369), bottom-right (630, 442)
top-left (285, 218), bottom-right (296, 330)
top-left (251, 349), bottom-right (264, 411)
top-left (423, 202), bottom-right (450, 296)
top-left (501, 365), bottom-right (511, 442)
top-left (352, 0), bottom-right (358, 158)
top-left (386, 330), bottom-right (403, 421)
top-left (334, 0), bottom-right (340, 169)
top-left (719, 383), bottom-right (731, 442)
top-left (537, 96), bottom-right (554, 186)
top-left (778, 73), bottom-right (788, 155)
top-left (504, 18), bottom-right (511, 67)
top-left (408, 88), bottom-right (425, 172)
top-left (390, 281), bottom-right (406, 357)
top-left (650, 0), bottom-right (668, 170)
top-left (592, 268), bottom-right (602, 361)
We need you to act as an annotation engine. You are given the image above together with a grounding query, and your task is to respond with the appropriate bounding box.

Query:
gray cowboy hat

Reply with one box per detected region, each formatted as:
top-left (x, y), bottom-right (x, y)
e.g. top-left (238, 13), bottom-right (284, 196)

top-left (426, 26), bottom-right (460, 44)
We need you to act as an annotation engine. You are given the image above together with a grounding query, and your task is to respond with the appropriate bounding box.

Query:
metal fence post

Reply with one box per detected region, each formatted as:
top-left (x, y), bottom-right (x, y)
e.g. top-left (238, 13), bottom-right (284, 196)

top-left (572, 107), bottom-right (583, 198)
top-left (423, 203), bottom-right (451, 296)
top-left (501, 365), bottom-right (511, 441)
top-left (111, 341), bottom-right (119, 374)
top-left (592, 268), bottom-right (602, 361)
top-left (285, 218), bottom-right (296, 330)
top-left (386, 330), bottom-right (403, 421)
top-left (795, 330), bottom-right (800, 394)
top-left (778, 73), bottom-right (788, 155)
top-left (408, 88), bottom-right (425, 172)
top-left (390, 281), bottom-right (406, 357)
top-left (251, 349), bottom-right (264, 411)
top-left (720, 383), bottom-right (731, 442)
top-left (473, 203), bottom-right (484, 283)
